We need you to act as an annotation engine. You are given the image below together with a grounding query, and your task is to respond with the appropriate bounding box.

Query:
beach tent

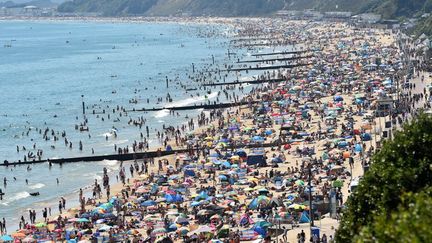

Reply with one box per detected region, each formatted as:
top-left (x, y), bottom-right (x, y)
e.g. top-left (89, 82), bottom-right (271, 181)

top-left (252, 226), bottom-right (266, 237)
top-left (247, 154), bottom-right (266, 166)
top-left (299, 211), bottom-right (310, 223)
top-left (165, 194), bottom-right (183, 203)
top-left (354, 144), bottom-right (363, 152)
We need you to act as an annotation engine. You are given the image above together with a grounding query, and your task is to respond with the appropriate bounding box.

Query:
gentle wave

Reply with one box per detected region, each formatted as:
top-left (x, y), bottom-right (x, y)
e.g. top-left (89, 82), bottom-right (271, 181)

top-left (154, 109), bottom-right (170, 118)
top-left (29, 183), bottom-right (45, 189)
top-left (162, 91), bottom-right (218, 109)
top-left (1, 191), bottom-right (30, 206)
top-left (102, 159), bottom-right (119, 166)
top-left (100, 132), bottom-right (113, 137)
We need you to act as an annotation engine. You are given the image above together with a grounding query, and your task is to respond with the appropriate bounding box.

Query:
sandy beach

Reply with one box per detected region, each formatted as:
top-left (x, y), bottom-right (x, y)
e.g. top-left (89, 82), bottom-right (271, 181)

top-left (1, 17), bottom-right (431, 243)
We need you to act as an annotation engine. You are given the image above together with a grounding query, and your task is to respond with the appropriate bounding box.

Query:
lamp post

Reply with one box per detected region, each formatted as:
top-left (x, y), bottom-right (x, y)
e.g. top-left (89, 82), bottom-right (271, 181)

top-left (308, 162), bottom-right (314, 233)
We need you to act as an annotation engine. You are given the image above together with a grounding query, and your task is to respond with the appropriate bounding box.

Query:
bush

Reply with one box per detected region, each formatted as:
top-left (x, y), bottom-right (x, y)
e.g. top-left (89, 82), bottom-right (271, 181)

top-left (336, 114), bottom-right (432, 242)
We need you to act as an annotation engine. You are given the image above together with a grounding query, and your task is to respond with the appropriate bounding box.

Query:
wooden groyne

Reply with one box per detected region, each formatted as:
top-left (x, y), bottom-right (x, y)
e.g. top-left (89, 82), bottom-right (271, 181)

top-left (202, 78), bottom-right (285, 87)
top-left (252, 50), bottom-right (308, 57)
top-left (221, 63), bottom-right (310, 72)
top-left (1, 141), bottom-right (289, 167)
top-left (238, 55), bottom-right (312, 64)
top-left (126, 101), bottom-right (259, 112)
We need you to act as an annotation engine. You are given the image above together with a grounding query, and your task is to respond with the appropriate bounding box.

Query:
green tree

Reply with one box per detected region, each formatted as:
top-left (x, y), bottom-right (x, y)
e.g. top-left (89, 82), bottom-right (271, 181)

top-left (355, 189), bottom-right (432, 242)
top-left (336, 114), bottom-right (432, 242)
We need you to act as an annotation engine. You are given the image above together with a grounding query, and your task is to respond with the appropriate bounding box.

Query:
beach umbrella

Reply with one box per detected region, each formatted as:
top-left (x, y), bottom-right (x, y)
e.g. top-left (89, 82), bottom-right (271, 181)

top-left (216, 142), bottom-right (228, 148)
top-left (235, 150), bottom-right (247, 157)
top-left (361, 133), bottom-right (372, 141)
top-left (221, 161), bottom-right (231, 168)
top-left (192, 225), bottom-right (213, 234)
top-left (151, 228), bottom-right (167, 236)
top-left (128, 229), bottom-right (139, 235)
top-left (0, 235), bottom-right (13, 242)
top-left (291, 86), bottom-right (302, 91)
top-left (218, 175), bottom-right (228, 180)
top-left (144, 215), bottom-right (159, 221)
top-left (35, 222), bottom-right (47, 228)
top-left (77, 218), bottom-right (90, 223)
top-left (141, 200), bottom-right (157, 207)
top-left (177, 227), bottom-right (189, 236)
top-left (288, 204), bottom-right (307, 210)
top-left (254, 220), bottom-right (272, 228)
top-left (304, 187), bottom-right (316, 193)
top-left (175, 216), bottom-right (189, 224)
top-left (197, 209), bottom-right (212, 216)
top-left (295, 180), bottom-right (305, 186)
top-left (333, 95), bottom-right (343, 102)
top-left (337, 141), bottom-right (348, 148)
top-left (333, 180), bottom-right (344, 188)
top-left (210, 240), bottom-right (224, 243)
top-left (252, 136), bottom-right (264, 141)
top-left (191, 201), bottom-right (201, 207)
top-left (210, 214), bottom-right (221, 220)
top-left (258, 188), bottom-right (269, 194)
top-left (257, 195), bottom-right (270, 205)
top-left (11, 232), bottom-right (26, 239)
top-left (21, 237), bottom-right (36, 243)
top-left (168, 223), bottom-right (178, 231)
top-left (98, 225), bottom-right (112, 232)
top-left (100, 213), bottom-right (116, 219)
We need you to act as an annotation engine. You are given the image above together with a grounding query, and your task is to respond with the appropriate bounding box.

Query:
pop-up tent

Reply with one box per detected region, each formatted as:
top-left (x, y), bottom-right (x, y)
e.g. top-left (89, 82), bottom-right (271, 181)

top-left (247, 154), bottom-right (266, 166)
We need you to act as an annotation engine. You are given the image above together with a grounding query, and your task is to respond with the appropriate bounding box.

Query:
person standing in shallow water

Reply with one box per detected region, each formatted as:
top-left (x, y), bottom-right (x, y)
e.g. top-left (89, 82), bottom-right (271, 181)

top-left (58, 200), bottom-right (62, 214)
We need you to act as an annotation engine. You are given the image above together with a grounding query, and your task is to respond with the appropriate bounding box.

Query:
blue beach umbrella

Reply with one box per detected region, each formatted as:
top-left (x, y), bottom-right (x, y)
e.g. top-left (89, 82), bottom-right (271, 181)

top-left (236, 150), bottom-right (247, 157)
top-left (252, 136), bottom-right (264, 141)
top-left (77, 218), bottom-right (90, 223)
top-left (333, 95), bottom-right (343, 102)
top-left (168, 223), bottom-right (178, 231)
top-left (0, 235), bottom-right (13, 242)
top-left (191, 201), bottom-right (201, 206)
top-left (222, 161), bottom-right (231, 168)
top-left (141, 200), bottom-right (157, 207)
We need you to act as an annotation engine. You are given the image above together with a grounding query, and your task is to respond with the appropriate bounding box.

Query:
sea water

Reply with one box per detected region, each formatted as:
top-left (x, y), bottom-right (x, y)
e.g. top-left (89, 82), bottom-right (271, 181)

top-left (0, 20), bottom-right (241, 231)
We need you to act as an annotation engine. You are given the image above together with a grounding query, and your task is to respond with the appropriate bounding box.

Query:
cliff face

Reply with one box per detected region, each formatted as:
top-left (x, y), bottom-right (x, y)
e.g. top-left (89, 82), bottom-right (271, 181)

top-left (57, 0), bottom-right (285, 16)
top-left (57, 0), bottom-right (432, 17)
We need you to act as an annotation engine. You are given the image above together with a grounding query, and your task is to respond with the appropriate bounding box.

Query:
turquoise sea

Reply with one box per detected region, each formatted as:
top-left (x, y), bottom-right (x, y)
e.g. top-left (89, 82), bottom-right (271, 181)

top-left (0, 20), bottom-right (245, 231)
